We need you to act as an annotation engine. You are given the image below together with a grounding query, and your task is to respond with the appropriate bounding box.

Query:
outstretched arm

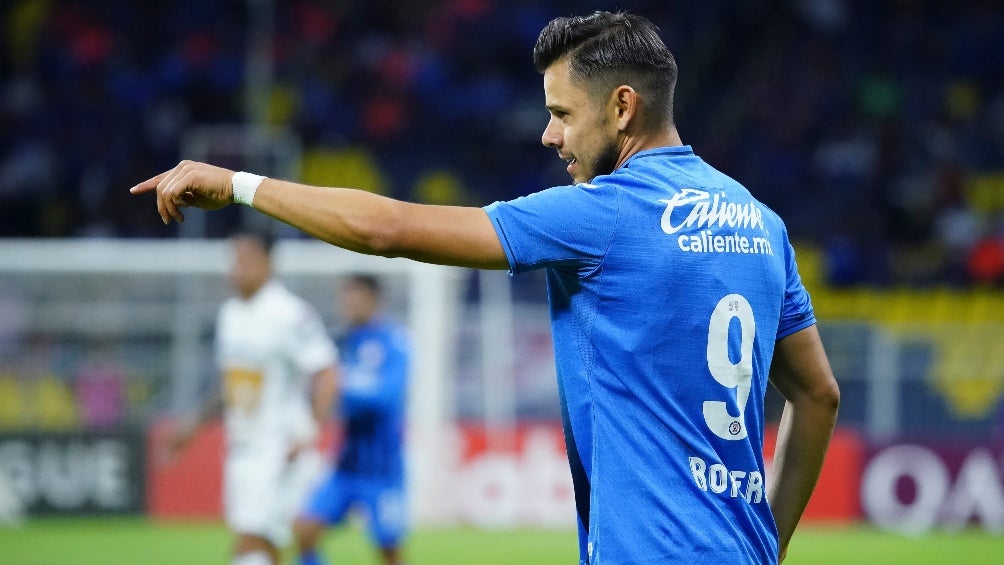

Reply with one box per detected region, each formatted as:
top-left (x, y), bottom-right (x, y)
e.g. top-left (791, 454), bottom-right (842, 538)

top-left (162, 391), bottom-right (223, 461)
top-left (767, 324), bottom-right (840, 562)
top-left (130, 161), bottom-right (510, 270)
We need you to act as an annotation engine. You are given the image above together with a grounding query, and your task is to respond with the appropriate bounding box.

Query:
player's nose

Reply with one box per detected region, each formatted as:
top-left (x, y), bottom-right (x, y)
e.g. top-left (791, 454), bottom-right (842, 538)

top-left (541, 119), bottom-right (561, 149)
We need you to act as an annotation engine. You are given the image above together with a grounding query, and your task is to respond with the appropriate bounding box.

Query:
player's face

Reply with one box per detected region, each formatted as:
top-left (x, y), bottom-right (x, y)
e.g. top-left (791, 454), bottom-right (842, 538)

top-left (228, 238), bottom-right (271, 299)
top-left (339, 282), bottom-right (378, 326)
top-left (541, 59), bottom-right (620, 184)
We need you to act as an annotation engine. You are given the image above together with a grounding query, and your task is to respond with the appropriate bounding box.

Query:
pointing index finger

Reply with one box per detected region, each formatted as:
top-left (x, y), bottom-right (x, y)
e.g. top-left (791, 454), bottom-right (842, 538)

top-left (130, 171), bottom-right (170, 194)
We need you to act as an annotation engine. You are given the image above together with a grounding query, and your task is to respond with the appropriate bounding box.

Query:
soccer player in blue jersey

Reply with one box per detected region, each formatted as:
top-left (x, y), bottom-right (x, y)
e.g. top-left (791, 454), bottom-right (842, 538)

top-left (294, 274), bottom-right (410, 565)
top-left (134, 10), bottom-right (840, 564)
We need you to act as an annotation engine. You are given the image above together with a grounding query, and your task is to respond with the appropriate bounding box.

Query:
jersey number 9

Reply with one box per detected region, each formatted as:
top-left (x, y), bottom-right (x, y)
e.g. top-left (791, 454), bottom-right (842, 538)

top-left (703, 293), bottom-right (755, 440)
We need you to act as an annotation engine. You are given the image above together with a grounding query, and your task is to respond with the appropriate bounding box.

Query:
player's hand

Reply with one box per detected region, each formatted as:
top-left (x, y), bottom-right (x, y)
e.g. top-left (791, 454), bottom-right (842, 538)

top-left (159, 421), bottom-right (197, 465)
top-left (130, 160), bottom-right (234, 224)
top-left (159, 433), bottom-right (185, 464)
top-left (286, 440), bottom-right (310, 463)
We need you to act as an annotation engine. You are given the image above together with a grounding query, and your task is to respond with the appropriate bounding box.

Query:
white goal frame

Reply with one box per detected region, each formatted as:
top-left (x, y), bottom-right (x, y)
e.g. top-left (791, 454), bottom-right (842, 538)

top-left (0, 238), bottom-right (466, 523)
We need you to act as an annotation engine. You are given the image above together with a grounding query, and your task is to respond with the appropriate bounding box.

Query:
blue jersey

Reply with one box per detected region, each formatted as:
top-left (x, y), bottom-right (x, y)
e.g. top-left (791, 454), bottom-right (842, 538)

top-left (334, 318), bottom-right (409, 480)
top-left (484, 146), bottom-right (815, 565)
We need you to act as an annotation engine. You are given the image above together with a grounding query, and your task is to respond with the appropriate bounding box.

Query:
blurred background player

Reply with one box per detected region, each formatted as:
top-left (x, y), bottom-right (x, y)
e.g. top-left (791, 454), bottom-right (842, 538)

top-left (164, 232), bottom-right (339, 565)
top-left (295, 274), bottom-right (410, 565)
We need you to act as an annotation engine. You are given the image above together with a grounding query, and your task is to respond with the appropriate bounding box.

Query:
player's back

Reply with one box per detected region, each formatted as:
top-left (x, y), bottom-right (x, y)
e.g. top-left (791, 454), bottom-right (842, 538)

top-left (484, 145), bottom-right (815, 564)
top-left (555, 147), bottom-right (813, 564)
top-left (584, 148), bottom-right (799, 563)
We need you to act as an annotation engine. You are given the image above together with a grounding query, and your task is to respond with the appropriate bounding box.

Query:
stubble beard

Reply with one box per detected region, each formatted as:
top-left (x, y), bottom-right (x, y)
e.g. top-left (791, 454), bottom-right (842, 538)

top-left (584, 139), bottom-right (620, 183)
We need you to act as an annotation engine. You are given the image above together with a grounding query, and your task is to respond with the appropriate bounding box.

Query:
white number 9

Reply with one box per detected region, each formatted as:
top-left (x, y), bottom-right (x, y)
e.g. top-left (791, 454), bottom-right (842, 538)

top-left (703, 293), bottom-right (755, 440)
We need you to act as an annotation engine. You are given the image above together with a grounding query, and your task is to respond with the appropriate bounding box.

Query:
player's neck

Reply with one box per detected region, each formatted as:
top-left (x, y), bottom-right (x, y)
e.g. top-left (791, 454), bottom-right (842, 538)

top-left (614, 126), bottom-right (683, 171)
top-left (238, 278), bottom-right (271, 301)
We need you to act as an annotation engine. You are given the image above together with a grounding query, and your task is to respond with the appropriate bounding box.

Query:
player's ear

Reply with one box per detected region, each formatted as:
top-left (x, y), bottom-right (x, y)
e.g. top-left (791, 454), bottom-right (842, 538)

top-left (610, 85), bottom-right (638, 132)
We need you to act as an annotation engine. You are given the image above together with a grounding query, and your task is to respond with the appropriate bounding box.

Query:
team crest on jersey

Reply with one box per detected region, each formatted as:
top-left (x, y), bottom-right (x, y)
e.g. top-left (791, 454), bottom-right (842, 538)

top-left (729, 421), bottom-right (742, 436)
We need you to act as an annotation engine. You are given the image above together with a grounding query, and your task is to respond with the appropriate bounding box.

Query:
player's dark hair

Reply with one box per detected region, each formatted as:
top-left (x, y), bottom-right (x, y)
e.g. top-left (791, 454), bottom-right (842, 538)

top-left (533, 11), bottom-right (678, 127)
top-left (231, 230), bottom-right (275, 257)
top-left (346, 273), bottom-right (382, 297)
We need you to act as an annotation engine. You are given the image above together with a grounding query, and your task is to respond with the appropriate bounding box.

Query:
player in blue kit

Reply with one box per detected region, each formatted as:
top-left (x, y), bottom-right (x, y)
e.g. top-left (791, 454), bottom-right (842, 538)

top-left (295, 274), bottom-right (410, 565)
top-left (134, 10), bottom-right (840, 564)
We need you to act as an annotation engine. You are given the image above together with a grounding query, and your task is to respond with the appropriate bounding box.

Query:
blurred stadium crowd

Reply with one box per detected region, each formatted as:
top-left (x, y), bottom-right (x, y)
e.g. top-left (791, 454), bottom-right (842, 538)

top-left (2, 4), bottom-right (1002, 533)
top-left (1, 0), bottom-right (1003, 288)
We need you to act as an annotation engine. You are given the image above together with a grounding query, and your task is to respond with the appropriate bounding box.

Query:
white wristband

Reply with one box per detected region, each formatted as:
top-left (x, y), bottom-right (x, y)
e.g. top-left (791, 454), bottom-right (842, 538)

top-left (231, 171), bottom-right (266, 207)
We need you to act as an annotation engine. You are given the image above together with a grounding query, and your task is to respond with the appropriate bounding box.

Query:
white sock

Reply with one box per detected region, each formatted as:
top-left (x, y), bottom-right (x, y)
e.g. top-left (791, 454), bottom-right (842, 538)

top-left (232, 551), bottom-right (273, 565)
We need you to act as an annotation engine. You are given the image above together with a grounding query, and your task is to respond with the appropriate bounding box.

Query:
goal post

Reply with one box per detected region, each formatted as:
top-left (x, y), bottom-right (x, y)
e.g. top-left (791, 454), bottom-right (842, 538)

top-left (0, 238), bottom-right (466, 523)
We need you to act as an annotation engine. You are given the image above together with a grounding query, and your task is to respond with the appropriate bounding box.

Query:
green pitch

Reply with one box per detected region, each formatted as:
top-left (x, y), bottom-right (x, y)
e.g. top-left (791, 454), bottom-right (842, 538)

top-left (0, 519), bottom-right (1001, 564)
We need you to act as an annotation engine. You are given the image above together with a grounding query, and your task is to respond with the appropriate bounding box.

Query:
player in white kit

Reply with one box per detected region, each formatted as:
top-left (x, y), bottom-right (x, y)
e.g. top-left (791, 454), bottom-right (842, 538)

top-left (166, 232), bottom-right (339, 565)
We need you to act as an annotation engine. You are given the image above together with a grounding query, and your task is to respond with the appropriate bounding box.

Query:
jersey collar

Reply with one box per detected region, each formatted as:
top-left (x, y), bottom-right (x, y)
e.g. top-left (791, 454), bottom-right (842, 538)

top-left (621, 145), bottom-right (695, 169)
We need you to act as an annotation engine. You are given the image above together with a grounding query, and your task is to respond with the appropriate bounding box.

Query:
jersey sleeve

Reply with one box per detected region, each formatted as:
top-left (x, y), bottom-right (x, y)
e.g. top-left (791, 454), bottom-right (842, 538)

top-left (213, 303), bottom-right (228, 370)
top-left (483, 182), bottom-right (621, 275)
top-left (776, 236), bottom-right (817, 341)
top-left (285, 302), bottom-right (337, 377)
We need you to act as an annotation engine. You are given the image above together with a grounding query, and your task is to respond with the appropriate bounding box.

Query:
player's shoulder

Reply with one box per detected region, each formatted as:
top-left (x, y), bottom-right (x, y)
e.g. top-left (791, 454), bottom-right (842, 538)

top-left (501, 180), bottom-right (615, 208)
top-left (258, 280), bottom-right (302, 306)
top-left (216, 295), bottom-right (242, 320)
top-left (260, 281), bottom-right (320, 321)
top-left (700, 164), bottom-right (788, 229)
top-left (705, 162), bottom-right (784, 218)
top-left (375, 320), bottom-right (410, 348)
top-left (735, 184), bottom-right (787, 234)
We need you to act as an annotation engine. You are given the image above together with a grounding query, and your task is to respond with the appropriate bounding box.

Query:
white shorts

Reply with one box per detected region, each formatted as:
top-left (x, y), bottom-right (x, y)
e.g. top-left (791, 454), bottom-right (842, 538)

top-left (224, 445), bottom-right (325, 547)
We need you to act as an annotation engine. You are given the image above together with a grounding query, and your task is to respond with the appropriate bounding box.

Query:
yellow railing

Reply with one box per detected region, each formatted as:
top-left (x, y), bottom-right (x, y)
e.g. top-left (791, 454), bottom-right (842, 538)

top-left (796, 242), bottom-right (1004, 419)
